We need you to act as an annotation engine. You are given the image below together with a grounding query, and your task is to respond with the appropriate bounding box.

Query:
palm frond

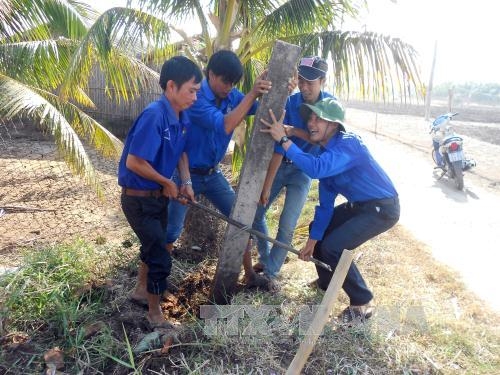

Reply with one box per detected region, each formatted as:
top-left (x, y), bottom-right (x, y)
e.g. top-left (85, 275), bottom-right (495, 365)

top-left (134, 0), bottom-right (212, 55)
top-left (0, 0), bottom-right (93, 42)
top-left (59, 7), bottom-right (173, 103)
top-left (0, 39), bottom-right (75, 91)
top-left (250, 29), bottom-right (423, 101)
top-left (134, 0), bottom-right (200, 21)
top-left (0, 74), bottom-right (123, 196)
top-left (249, 0), bottom-right (358, 42)
top-left (39, 0), bottom-right (94, 39)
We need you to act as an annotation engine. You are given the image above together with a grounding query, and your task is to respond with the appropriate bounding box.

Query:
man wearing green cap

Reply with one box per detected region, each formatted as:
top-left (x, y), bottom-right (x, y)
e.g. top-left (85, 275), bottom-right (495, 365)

top-left (260, 97), bottom-right (400, 323)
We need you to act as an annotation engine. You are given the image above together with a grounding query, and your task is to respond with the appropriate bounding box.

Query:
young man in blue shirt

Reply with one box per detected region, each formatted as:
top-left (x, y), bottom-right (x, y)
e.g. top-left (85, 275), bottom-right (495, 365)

top-left (119, 56), bottom-right (202, 328)
top-left (166, 50), bottom-right (272, 286)
top-left (261, 97), bottom-right (400, 323)
top-left (252, 56), bottom-right (334, 290)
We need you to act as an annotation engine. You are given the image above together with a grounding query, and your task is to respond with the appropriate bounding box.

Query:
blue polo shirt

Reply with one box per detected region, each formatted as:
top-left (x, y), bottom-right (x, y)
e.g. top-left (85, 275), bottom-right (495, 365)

top-left (275, 91), bottom-right (334, 156)
top-left (118, 95), bottom-right (190, 190)
top-left (186, 79), bottom-right (258, 168)
top-left (285, 131), bottom-right (398, 240)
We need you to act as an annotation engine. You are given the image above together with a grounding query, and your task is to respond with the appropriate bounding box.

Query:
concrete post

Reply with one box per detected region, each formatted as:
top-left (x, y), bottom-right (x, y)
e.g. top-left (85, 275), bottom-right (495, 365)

top-left (210, 40), bottom-right (301, 304)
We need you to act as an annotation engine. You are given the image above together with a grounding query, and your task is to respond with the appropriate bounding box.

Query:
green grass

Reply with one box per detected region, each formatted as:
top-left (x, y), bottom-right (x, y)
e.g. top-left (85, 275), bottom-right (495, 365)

top-left (0, 239), bottom-right (136, 373)
top-left (1, 197), bottom-right (499, 374)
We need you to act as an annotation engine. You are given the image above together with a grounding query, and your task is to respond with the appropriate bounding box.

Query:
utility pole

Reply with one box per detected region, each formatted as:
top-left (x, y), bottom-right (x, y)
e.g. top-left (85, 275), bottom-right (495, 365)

top-left (424, 41), bottom-right (438, 121)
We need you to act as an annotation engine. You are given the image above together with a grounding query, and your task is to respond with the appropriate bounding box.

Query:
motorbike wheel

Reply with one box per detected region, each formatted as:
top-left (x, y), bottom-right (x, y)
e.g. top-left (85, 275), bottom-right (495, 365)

top-left (451, 160), bottom-right (464, 190)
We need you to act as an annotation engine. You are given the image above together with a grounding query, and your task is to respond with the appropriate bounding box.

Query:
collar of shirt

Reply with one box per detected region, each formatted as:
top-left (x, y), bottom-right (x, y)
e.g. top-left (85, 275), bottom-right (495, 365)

top-left (200, 79), bottom-right (216, 103)
top-left (322, 129), bottom-right (348, 150)
top-left (291, 90), bottom-right (332, 111)
top-left (199, 78), bottom-right (240, 112)
top-left (158, 94), bottom-right (190, 128)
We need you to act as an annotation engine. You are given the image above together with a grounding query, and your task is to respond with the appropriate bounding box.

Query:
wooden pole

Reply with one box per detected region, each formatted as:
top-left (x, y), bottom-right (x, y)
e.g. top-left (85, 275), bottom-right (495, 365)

top-left (448, 87), bottom-right (454, 112)
top-left (424, 41), bottom-right (438, 121)
top-left (210, 41), bottom-right (302, 304)
top-left (285, 250), bottom-right (354, 375)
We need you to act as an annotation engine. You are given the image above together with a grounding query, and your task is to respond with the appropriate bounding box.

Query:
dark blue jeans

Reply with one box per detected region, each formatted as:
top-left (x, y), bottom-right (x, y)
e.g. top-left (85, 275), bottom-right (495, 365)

top-left (166, 170), bottom-right (235, 244)
top-left (253, 162), bottom-right (312, 278)
top-left (121, 194), bottom-right (171, 295)
top-left (313, 198), bottom-right (400, 305)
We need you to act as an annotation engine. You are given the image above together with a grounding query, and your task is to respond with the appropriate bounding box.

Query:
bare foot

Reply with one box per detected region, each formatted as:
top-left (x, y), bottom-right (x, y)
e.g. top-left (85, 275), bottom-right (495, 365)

top-left (129, 291), bottom-right (148, 304)
top-left (166, 243), bottom-right (174, 254)
top-left (146, 312), bottom-right (175, 330)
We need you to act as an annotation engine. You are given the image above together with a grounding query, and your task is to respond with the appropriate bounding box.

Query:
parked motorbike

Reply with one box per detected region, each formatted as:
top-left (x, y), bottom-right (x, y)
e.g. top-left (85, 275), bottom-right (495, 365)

top-left (429, 112), bottom-right (476, 190)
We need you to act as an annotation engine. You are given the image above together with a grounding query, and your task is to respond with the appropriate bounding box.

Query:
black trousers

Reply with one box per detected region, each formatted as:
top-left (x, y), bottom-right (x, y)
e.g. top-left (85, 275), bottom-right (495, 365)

top-left (313, 198), bottom-right (400, 305)
top-left (121, 194), bottom-right (171, 295)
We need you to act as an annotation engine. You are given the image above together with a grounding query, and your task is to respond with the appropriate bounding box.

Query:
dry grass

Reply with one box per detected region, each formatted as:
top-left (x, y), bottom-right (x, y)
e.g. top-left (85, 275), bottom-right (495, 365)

top-left (141, 183), bottom-right (500, 374)
top-left (2, 192), bottom-right (499, 374)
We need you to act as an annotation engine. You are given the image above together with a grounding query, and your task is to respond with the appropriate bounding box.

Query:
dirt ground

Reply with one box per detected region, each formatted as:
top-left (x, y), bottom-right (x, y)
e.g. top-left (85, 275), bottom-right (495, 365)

top-left (0, 119), bottom-right (128, 266)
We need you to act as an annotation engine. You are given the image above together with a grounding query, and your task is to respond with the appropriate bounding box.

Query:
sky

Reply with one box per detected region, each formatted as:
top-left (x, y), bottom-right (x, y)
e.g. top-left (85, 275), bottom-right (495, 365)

top-left (89, 0), bottom-right (500, 85)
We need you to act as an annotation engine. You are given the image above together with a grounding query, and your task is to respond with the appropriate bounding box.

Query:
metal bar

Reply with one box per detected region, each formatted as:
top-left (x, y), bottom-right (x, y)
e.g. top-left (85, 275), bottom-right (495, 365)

top-left (186, 200), bottom-right (333, 273)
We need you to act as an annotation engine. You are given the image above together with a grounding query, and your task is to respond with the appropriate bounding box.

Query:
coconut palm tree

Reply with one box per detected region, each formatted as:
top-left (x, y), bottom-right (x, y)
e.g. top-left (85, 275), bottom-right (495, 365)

top-left (0, 0), bottom-right (176, 195)
top-left (1, 0), bottom-right (422, 194)
top-left (133, 0), bottom-right (423, 169)
top-left (136, 0), bottom-right (422, 97)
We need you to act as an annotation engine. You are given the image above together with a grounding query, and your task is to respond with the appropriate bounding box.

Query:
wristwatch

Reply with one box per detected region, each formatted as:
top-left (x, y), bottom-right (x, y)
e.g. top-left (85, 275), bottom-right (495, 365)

top-left (279, 135), bottom-right (290, 146)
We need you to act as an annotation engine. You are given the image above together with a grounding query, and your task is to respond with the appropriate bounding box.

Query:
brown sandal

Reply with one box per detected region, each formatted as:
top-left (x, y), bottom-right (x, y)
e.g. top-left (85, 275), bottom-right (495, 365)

top-left (339, 305), bottom-right (374, 324)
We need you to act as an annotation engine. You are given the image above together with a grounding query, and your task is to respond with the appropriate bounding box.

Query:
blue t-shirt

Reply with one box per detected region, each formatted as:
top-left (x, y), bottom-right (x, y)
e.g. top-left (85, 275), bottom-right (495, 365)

top-left (286, 131), bottom-right (398, 240)
top-left (275, 91), bottom-right (334, 156)
top-left (186, 79), bottom-right (258, 168)
top-left (118, 95), bottom-right (190, 190)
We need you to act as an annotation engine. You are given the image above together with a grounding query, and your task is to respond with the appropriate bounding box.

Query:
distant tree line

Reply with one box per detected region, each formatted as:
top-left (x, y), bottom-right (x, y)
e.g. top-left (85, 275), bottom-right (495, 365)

top-left (434, 82), bottom-right (500, 106)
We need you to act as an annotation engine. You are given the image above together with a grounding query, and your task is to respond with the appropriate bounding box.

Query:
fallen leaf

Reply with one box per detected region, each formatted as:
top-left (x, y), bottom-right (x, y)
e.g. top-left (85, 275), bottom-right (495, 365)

top-left (83, 321), bottom-right (106, 338)
top-left (44, 347), bottom-right (64, 370)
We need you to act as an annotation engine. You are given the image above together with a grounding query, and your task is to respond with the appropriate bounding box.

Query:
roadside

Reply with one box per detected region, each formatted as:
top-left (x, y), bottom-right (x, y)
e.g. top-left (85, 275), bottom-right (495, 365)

top-left (346, 106), bottom-right (500, 311)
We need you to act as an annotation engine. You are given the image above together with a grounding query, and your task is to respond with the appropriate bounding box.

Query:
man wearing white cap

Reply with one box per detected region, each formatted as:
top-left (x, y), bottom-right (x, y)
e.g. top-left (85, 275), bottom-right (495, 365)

top-left (251, 56), bottom-right (335, 290)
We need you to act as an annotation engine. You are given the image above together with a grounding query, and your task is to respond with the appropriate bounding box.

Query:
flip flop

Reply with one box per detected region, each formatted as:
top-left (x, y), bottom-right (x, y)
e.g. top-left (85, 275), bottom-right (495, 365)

top-left (146, 315), bottom-right (177, 331)
top-left (128, 296), bottom-right (148, 309)
top-left (339, 305), bottom-right (374, 324)
top-left (246, 274), bottom-right (280, 293)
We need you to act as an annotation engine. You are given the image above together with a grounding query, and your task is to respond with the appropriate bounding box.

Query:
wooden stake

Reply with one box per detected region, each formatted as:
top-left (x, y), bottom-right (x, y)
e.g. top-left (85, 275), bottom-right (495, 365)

top-left (285, 250), bottom-right (354, 375)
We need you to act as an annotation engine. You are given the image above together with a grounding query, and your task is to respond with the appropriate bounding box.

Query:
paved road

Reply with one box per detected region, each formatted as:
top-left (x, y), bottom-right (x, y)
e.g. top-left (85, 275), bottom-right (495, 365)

top-left (355, 127), bottom-right (500, 311)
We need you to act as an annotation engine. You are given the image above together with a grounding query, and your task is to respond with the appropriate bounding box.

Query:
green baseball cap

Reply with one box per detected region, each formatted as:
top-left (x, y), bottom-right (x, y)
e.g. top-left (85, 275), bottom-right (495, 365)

top-left (300, 97), bottom-right (346, 132)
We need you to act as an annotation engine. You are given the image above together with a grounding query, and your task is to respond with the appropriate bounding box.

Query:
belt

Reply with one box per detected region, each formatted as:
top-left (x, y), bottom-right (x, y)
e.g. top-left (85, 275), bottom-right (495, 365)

top-left (349, 196), bottom-right (398, 209)
top-left (189, 165), bottom-right (219, 175)
top-left (282, 157), bottom-right (293, 164)
top-left (122, 187), bottom-right (163, 198)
